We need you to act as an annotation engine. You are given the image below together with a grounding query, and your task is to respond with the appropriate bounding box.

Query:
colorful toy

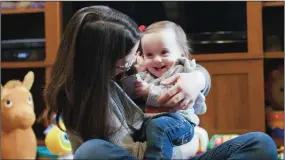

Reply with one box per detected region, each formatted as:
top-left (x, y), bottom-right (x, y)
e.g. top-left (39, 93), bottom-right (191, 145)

top-left (44, 115), bottom-right (72, 157)
top-left (16, 2), bottom-right (32, 9)
top-left (0, 2), bottom-right (17, 9)
top-left (1, 71), bottom-right (37, 159)
top-left (265, 64), bottom-right (284, 110)
top-left (37, 146), bottom-right (58, 160)
top-left (30, 2), bottom-right (45, 9)
top-left (208, 134), bottom-right (239, 149)
top-left (266, 111), bottom-right (284, 138)
top-left (0, 2), bottom-right (45, 9)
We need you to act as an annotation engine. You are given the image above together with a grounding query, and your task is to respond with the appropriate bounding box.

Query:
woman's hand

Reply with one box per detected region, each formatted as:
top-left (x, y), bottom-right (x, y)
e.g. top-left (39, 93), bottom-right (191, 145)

top-left (157, 71), bottom-right (206, 112)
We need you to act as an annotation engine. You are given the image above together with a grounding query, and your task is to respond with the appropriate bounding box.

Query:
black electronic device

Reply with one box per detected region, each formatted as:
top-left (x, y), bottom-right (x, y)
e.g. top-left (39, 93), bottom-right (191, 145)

top-left (1, 39), bottom-right (45, 62)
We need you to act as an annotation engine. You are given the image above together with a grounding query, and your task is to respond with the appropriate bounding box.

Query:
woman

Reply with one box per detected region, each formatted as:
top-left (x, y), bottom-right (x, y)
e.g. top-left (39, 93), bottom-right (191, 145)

top-left (44, 6), bottom-right (277, 160)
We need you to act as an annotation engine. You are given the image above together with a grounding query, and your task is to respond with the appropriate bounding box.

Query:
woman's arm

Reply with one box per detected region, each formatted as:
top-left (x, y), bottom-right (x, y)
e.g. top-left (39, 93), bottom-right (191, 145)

top-left (133, 53), bottom-right (211, 97)
top-left (156, 63), bottom-right (211, 110)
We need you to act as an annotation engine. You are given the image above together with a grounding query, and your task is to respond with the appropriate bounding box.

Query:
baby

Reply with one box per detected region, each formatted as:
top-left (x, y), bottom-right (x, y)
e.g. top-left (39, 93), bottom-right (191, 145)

top-left (124, 21), bottom-right (207, 159)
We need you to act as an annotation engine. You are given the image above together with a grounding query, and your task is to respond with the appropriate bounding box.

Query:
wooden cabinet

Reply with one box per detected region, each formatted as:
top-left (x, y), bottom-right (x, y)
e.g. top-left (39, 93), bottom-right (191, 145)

top-left (199, 60), bottom-right (265, 137)
top-left (44, 2), bottom-right (62, 67)
top-left (194, 2), bottom-right (284, 143)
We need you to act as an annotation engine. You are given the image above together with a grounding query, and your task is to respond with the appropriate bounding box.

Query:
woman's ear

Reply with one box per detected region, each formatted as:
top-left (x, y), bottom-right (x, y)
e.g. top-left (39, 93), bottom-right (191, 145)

top-left (135, 52), bottom-right (147, 72)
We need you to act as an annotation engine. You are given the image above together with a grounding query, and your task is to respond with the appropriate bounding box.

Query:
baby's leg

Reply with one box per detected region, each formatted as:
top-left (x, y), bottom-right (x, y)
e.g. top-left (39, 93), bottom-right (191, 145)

top-left (144, 113), bottom-right (195, 160)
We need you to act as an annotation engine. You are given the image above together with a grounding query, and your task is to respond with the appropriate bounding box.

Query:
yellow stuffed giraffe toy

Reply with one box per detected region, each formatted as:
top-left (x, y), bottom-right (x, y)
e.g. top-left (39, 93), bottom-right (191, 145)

top-left (1, 71), bottom-right (37, 159)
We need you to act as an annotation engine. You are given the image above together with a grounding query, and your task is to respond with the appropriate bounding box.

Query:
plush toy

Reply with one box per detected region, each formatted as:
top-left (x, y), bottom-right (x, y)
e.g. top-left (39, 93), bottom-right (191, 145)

top-left (1, 71), bottom-right (37, 159)
top-left (266, 64), bottom-right (284, 110)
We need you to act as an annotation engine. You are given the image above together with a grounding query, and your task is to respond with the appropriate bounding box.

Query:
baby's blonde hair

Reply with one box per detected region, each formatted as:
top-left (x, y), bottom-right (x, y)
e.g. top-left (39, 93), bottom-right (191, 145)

top-left (142, 21), bottom-right (191, 57)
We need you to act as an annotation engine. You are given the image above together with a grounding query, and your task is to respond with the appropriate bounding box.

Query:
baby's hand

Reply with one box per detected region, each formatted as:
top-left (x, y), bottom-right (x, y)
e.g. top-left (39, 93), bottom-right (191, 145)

top-left (135, 80), bottom-right (150, 97)
top-left (134, 51), bottom-right (147, 72)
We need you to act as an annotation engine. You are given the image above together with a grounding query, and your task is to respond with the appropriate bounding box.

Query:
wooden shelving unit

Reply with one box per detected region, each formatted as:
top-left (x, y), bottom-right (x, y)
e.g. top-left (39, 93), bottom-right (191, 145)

top-left (263, 2), bottom-right (284, 7)
top-left (1, 8), bottom-right (45, 14)
top-left (1, 61), bottom-right (47, 68)
top-left (264, 51), bottom-right (284, 59)
top-left (1, 3), bottom-right (61, 70)
top-left (193, 52), bottom-right (262, 61)
top-left (273, 137), bottom-right (284, 147)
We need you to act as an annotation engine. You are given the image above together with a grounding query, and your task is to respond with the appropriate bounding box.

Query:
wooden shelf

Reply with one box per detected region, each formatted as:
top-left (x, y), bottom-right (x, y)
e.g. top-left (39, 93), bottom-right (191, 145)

top-left (273, 137), bottom-right (284, 147)
top-left (192, 52), bottom-right (263, 61)
top-left (1, 61), bottom-right (48, 68)
top-left (263, 2), bottom-right (284, 7)
top-left (1, 8), bottom-right (45, 15)
top-left (264, 51), bottom-right (284, 59)
top-left (37, 139), bottom-right (45, 146)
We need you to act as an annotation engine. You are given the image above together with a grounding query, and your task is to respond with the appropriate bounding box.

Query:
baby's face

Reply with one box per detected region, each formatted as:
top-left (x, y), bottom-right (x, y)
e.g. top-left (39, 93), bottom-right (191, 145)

top-left (141, 29), bottom-right (184, 77)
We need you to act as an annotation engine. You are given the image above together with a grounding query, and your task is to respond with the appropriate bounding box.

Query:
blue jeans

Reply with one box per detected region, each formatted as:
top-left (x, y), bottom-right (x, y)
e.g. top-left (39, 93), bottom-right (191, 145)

top-left (139, 113), bottom-right (195, 159)
top-left (74, 132), bottom-right (278, 160)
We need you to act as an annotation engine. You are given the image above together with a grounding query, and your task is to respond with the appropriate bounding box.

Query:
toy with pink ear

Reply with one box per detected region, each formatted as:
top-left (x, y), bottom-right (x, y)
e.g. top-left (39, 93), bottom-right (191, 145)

top-left (1, 71), bottom-right (37, 159)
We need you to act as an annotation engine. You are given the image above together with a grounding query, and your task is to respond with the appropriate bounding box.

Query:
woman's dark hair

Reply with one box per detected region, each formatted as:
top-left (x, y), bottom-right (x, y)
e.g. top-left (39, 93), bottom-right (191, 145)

top-left (44, 6), bottom-right (140, 141)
